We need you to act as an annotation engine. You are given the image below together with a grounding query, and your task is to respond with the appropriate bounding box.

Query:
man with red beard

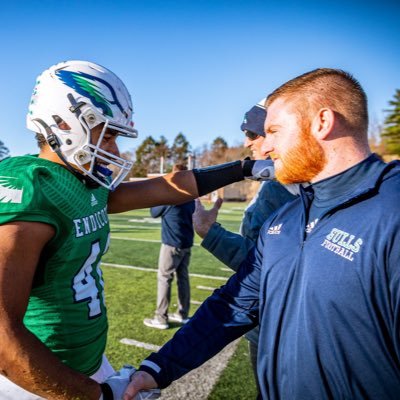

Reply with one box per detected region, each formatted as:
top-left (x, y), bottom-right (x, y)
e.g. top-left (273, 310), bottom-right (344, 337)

top-left (193, 99), bottom-right (298, 398)
top-left (124, 68), bottom-right (400, 400)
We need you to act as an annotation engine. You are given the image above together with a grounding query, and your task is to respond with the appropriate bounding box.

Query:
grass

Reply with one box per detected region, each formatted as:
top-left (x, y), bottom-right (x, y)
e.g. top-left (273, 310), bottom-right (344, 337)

top-left (104, 201), bottom-right (257, 398)
top-left (209, 338), bottom-right (257, 400)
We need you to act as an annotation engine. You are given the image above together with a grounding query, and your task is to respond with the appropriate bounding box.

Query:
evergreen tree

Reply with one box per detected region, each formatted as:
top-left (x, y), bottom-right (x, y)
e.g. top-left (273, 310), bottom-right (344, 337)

top-left (154, 135), bottom-right (171, 172)
top-left (0, 140), bottom-right (9, 160)
top-left (131, 136), bottom-right (158, 177)
top-left (196, 137), bottom-right (246, 167)
top-left (382, 89), bottom-right (400, 155)
top-left (210, 136), bottom-right (228, 163)
top-left (171, 132), bottom-right (191, 164)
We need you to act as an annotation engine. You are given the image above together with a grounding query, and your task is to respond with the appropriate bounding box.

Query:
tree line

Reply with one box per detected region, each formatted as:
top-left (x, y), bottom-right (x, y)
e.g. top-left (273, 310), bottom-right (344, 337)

top-left (1, 89), bottom-right (399, 167)
top-left (122, 132), bottom-right (249, 178)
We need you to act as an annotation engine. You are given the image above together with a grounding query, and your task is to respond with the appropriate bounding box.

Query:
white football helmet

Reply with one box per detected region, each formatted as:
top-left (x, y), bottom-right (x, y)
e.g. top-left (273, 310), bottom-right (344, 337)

top-left (26, 60), bottom-right (138, 190)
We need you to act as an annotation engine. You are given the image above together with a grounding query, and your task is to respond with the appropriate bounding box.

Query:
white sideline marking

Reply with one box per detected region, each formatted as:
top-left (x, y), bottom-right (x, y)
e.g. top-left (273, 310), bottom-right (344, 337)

top-left (102, 263), bottom-right (230, 281)
top-left (110, 236), bottom-right (200, 247)
top-left (219, 267), bottom-right (231, 272)
top-left (128, 218), bottom-right (160, 224)
top-left (111, 236), bottom-right (161, 243)
top-left (197, 285), bottom-right (216, 291)
top-left (110, 225), bottom-right (159, 230)
top-left (120, 338), bottom-right (161, 351)
top-left (183, 272), bottom-right (227, 281)
top-left (102, 262), bottom-right (158, 272)
top-left (190, 300), bottom-right (203, 305)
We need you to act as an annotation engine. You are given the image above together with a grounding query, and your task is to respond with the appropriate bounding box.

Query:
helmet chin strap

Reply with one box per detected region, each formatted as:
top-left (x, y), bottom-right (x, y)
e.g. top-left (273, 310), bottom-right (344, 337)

top-left (32, 118), bottom-right (100, 189)
top-left (95, 164), bottom-right (113, 177)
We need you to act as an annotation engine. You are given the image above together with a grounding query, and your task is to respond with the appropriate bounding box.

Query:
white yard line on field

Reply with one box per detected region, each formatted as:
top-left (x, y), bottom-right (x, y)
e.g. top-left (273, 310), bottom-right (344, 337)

top-left (102, 262), bottom-right (158, 272)
top-left (102, 262), bottom-right (230, 281)
top-left (196, 285), bottom-right (217, 291)
top-left (110, 225), bottom-right (159, 230)
top-left (120, 338), bottom-right (161, 351)
top-left (110, 236), bottom-right (201, 246)
top-left (111, 236), bottom-right (161, 243)
top-left (128, 218), bottom-right (160, 223)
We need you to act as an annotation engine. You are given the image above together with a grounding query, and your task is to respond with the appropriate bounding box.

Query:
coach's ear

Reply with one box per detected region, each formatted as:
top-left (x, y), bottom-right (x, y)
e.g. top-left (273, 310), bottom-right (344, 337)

top-left (311, 108), bottom-right (335, 140)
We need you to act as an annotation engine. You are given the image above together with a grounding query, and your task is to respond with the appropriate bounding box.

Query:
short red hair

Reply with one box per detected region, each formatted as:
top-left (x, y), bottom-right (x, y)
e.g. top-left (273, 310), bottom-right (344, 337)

top-left (266, 68), bottom-right (368, 136)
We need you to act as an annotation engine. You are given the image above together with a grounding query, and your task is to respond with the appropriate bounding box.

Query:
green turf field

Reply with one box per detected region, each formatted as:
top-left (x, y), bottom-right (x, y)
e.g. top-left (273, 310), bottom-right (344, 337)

top-left (103, 201), bottom-right (257, 399)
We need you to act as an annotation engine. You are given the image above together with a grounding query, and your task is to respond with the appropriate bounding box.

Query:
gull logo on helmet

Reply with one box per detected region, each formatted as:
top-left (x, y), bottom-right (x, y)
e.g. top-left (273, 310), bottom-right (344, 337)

top-left (56, 70), bottom-right (125, 118)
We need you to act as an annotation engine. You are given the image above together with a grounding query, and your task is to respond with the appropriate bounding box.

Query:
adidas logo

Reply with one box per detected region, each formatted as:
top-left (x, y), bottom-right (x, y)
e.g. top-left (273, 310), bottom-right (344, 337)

top-left (0, 177), bottom-right (23, 204)
top-left (267, 223), bottom-right (282, 235)
top-left (91, 194), bottom-right (98, 207)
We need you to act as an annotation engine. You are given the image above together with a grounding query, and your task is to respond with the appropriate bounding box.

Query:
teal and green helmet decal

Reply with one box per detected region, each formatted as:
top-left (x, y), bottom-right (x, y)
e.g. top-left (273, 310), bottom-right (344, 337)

top-left (56, 70), bottom-right (125, 118)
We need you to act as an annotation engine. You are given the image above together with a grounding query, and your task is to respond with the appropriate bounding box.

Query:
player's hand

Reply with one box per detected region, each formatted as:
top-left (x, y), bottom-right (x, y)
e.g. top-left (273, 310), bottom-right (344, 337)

top-left (102, 365), bottom-right (136, 399)
top-left (123, 371), bottom-right (158, 400)
top-left (193, 197), bottom-right (223, 238)
top-left (242, 159), bottom-right (275, 181)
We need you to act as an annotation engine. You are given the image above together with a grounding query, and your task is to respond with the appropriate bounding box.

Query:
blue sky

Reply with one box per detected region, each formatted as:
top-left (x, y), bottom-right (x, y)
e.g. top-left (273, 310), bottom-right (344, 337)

top-left (1, 0), bottom-right (399, 157)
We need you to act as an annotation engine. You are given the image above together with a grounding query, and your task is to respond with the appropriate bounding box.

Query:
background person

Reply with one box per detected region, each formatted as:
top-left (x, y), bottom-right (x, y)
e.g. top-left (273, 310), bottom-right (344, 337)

top-left (144, 164), bottom-right (195, 330)
top-left (124, 68), bottom-right (400, 400)
top-left (193, 99), bottom-right (297, 396)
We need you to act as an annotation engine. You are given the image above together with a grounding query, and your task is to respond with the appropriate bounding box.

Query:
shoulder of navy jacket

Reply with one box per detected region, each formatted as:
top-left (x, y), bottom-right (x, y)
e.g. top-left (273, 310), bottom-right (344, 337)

top-left (352, 161), bottom-right (396, 199)
top-left (380, 159), bottom-right (400, 179)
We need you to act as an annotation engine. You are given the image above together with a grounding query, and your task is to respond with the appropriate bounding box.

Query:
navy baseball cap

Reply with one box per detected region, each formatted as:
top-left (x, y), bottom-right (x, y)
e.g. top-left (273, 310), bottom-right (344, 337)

top-left (240, 98), bottom-right (267, 138)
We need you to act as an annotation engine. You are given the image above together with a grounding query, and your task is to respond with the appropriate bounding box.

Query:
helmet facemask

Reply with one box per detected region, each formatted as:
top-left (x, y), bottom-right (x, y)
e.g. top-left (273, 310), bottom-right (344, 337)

top-left (27, 60), bottom-right (138, 190)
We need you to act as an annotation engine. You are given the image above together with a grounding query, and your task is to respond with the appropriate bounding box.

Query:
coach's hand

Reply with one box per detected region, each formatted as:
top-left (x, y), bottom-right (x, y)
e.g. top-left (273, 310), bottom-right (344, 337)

top-left (193, 198), bottom-right (223, 238)
top-left (101, 365), bottom-right (136, 399)
top-left (123, 371), bottom-right (158, 400)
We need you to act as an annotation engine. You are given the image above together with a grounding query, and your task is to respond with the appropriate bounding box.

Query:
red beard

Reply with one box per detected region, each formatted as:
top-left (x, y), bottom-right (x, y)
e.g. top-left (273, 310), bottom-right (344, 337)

top-left (274, 125), bottom-right (326, 184)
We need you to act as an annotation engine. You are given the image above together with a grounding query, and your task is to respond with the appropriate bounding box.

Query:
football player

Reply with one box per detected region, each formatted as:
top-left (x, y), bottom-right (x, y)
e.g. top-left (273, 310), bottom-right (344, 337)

top-left (0, 60), bottom-right (272, 399)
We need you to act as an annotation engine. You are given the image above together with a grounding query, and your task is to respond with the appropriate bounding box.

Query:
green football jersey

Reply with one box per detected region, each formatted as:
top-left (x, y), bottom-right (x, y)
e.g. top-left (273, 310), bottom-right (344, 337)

top-left (0, 155), bottom-right (111, 375)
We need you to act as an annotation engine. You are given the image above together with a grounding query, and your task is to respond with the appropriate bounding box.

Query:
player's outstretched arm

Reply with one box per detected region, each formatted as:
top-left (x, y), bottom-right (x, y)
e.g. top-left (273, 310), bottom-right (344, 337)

top-left (108, 170), bottom-right (198, 213)
top-left (108, 159), bottom-right (274, 214)
top-left (0, 222), bottom-right (102, 400)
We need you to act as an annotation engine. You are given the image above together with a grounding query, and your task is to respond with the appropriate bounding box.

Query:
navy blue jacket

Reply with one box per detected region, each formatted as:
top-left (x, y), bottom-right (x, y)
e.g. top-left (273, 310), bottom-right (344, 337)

top-left (141, 156), bottom-right (400, 399)
top-left (202, 181), bottom-right (297, 271)
top-left (151, 201), bottom-right (195, 248)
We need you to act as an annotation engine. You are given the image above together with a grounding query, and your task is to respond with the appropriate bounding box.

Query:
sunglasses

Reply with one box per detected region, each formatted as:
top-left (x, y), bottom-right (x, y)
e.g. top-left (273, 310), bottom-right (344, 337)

top-left (244, 130), bottom-right (262, 141)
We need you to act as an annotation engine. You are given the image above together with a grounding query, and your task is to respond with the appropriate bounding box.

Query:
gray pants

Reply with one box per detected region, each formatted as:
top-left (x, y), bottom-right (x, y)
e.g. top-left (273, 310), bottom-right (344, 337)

top-left (155, 243), bottom-right (191, 323)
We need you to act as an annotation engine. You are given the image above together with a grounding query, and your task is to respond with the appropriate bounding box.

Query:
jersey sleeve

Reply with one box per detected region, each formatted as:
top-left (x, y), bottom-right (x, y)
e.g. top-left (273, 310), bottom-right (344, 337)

top-left (201, 222), bottom-right (256, 271)
top-left (0, 163), bottom-right (59, 230)
top-left (201, 181), bottom-right (296, 272)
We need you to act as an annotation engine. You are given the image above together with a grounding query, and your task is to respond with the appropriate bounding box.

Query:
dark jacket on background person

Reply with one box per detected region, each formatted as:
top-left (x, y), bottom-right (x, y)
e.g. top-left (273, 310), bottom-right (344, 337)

top-left (151, 202), bottom-right (195, 249)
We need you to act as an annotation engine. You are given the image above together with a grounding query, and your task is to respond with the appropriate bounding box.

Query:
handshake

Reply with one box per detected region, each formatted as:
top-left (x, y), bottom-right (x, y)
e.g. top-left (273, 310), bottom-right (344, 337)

top-left (101, 365), bottom-right (160, 400)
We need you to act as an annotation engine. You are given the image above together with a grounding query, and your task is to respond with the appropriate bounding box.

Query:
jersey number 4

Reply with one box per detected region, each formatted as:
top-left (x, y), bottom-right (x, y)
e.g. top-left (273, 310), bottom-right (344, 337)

top-left (72, 240), bottom-right (106, 318)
